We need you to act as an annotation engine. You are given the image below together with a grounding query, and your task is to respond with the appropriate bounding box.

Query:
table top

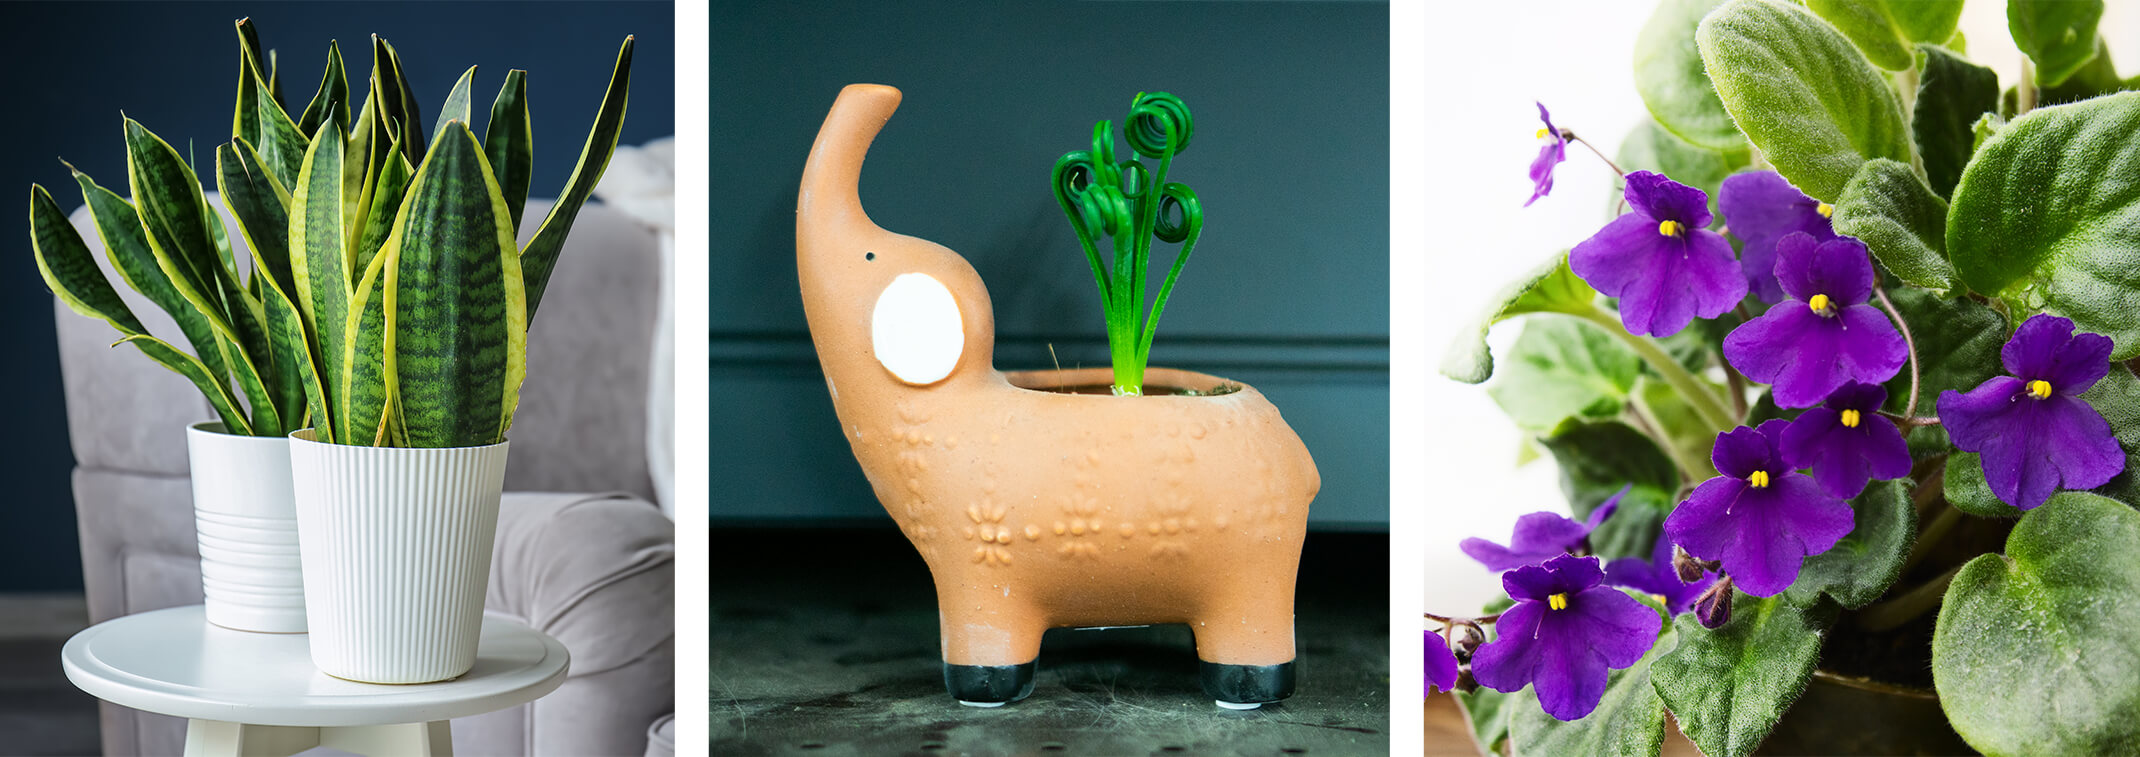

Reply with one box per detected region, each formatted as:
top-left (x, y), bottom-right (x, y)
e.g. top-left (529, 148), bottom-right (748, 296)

top-left (61, 605), bottom-right (569, 727)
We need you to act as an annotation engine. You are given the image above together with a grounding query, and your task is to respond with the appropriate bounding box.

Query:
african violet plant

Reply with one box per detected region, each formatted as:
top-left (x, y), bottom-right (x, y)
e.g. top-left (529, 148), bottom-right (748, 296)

top-left (1052, 92), bottom-right (1203, 396)
top-left (30, 20), bottom-right (631, 447)
top-left (1433, 0), bottom-right (2140, 754)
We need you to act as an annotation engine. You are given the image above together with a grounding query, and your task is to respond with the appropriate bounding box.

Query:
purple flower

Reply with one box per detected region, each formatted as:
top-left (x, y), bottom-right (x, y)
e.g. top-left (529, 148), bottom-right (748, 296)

top-left (1569, 171), bottom-right (1747, 338)
top-left (1470, 554), bottom-right (1662, 721)
top-left (1426, 630), bottom-right (1460, 695)
top-left (1526, 103), bottom-right (1567, 207)
top-left (1664, 420), bottom-right (1856, 597)
top-left (1719, 171), bottom-right (1837, 303)
top-left (1722, 233), bottom-right (1907, 408)
top-left (1939, 314), bottom-right (2126, 510)
top-left (1780, 381), bottom-right (1914, 498)
top-left (1604, 537), bottom-right (1715, 616)
top-left (1459, 487), bottom-right (1622, 572)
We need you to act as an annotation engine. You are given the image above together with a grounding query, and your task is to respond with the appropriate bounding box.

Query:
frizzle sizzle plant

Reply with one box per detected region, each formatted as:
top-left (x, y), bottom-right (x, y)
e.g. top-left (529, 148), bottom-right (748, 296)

top-left (1432, 1), bottom-right (2140, 755)
top-left (1051, 92), bottom-right (1203, 396)
top-left (29, 19), bottom-right (632, 447)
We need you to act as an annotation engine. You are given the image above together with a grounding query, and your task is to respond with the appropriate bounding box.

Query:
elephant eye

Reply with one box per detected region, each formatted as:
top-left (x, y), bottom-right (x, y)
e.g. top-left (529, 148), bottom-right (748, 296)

top-left (865, 251), bottom-right (876, 261)
top-left (872, 272), bottom-right (963, 385)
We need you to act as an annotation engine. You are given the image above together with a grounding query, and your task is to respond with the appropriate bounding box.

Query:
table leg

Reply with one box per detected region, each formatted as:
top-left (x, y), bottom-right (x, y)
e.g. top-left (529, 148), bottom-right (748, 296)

top-left (181, 720), bottom-right (452, 757)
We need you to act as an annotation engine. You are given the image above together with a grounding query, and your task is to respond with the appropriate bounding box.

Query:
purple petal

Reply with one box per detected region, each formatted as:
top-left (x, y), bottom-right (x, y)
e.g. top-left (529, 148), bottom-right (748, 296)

top-left (1707, 425), bottom-right (1773, 479)
top-left (1605, 537), bottom-right (1713, 615)
top-left (1531, 643), bottom-right (1611, 721)
top-left (1618, 230), bottom-right (1745, 337)
top-left (1726, 475), bottom-right (1855, 596)
top-left (1462, 510), bottom-right (1596, 572)
top-left (1718, 171), bottom-right (1824, 241)
top-left (1724, 301), bottom-right (1905, 408)
top-left (1527, 141), bottom-right (1566, 207)
top-left (2002, 314), bottom-right (2115, 393)
top-left (1776, 236), bottom-right (1875, 306)
top-left (1503, 554), bottom-right (1607, 601)
top-left (1568, 587), bottom-right (1663, 668)
top-left (1944, 381), bottom-right (2126, 509)
top-left (1665, 477), bottom-right (1749, 559)
top-left (1584, 486), bottom-right (1628, 532)
top-left (1623, 171), bottom-right (1713, 227)
top-left (1737, 233), bottom-right (1788, 304)
top-left (1426, 631), bottom-right (1460, 695)
top-left (1824, 380), bottom-right (1889, 412)
top-left (1781, 405), bottom-right (1913, 499)
top-left (1470, 601), bottom-right (1545, 694)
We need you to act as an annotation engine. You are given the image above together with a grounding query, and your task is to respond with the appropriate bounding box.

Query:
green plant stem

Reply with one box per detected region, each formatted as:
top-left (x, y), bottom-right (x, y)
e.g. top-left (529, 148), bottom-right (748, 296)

top-left (1903, 499), bottom-right (1961, 575)
top-left (1629, 393), bottom-right (1705, 485)
top-left (1874, 286), bottom-right (1923, 420)
top-left (1723, 360), bottom-right (1750, 421)
top-left (1570, 305), bottom-right (1736, 432)
top-left (1855, 561), bottom-right (1964, 633)
top-left (2018, 59), bottom-right (2038, 115)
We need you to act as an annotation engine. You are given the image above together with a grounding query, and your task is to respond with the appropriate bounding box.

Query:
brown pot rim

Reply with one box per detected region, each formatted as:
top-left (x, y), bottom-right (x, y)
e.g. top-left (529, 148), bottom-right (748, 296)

top-left (1001, 366), bottom-right (1250, 398)
top-left (1811, 668), bottom-right (1940, 700)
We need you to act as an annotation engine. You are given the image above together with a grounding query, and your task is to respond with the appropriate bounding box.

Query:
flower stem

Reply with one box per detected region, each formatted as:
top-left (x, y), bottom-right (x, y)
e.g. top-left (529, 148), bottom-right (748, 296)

top-left (1854, 561), bottom-right (1964, 633)
top-left (1631, 388), bottom-right (1708, 484)
top-left (1564, 131), bottom-right (1625, 177)
top-left (1874, 286), bottom-right (1922, 421)
top-left (2018, 59), bottom-right (2038, 115)
top-left (1902, 499), bottom-right (1962, 575)
top-left (1570, 305), bottom-right (1736, 432)
top-left (1723, 361), bottom-right (1750, 420)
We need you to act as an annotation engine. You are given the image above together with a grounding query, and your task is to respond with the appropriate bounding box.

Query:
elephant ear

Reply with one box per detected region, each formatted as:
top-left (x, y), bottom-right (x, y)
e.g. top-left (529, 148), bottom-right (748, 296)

top-left (872, 272), bottom-right (964, 386)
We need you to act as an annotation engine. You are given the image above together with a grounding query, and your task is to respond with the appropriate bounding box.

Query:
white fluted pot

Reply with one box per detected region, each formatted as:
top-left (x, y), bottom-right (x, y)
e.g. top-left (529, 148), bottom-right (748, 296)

top-left (188, 422), bottom-right (307, 633)
top-left (287, 429), bottom-right (510, 684)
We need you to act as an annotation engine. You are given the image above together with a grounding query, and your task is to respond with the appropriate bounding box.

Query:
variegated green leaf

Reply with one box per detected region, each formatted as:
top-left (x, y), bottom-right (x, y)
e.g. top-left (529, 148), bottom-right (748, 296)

top-left (430, 66), bottom-right (476, 149)
top-left (231, 18), bottom-right (271, 146)
top-left (216, 140), bottom-right (294, 297)
top-left (119, 335), bottom-right (252, 435)
top-left (353, 139), bottom-right (413, 280)
top-left (522, 36), bottom-right (633, 321)
top-left (381, 122), bottom-right (524, 447)
top-left (295, 40), bottom-right (349, 140)
top-left (258, 262), bottom-right (324, 442)
top-left (251, 72), bottom-right (310, 193)
top-left (68, 166), bottom-right (231, 384)
top-left (30, 185), bottom-right (146, 334)
top-left (342, 91), bottom-right (377, 248)
top-left (289, 115), bottom-right (350, 439)
top-left (484, 69), bottom-right (533, 232)
top-left (369, 35), bottom-right (425, 166)
top-left (344, 249), bottom-right (391, 445)
top-left (126, 118), bottom-right (247, 338)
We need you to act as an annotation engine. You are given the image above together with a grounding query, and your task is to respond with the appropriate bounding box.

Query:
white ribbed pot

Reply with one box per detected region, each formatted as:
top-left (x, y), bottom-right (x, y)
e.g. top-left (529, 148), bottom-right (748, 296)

top-left (187, 421), bottom-right (307, 633)
top-left (287, 429), bottom-right (510, 684)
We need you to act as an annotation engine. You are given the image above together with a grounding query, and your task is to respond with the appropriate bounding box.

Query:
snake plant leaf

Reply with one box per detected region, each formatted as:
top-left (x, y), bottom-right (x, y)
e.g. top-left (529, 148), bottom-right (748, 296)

top-left (258, 267), bottom-right (321, 441)
top-left (521, 35), bottom-right (633, 322)
top-left (30, 185), bottom-right (147, 335)
top-left (251, 72), bottom-right (310, 193)
top-left (1697, 0), bottom-right (1914, 202)
top-left (1831, 158), bottom-right (1955, 293)
top-left (1933, 493), bottom-right (2140, 755)
top-left (380, 122), bottom-right (525, 447)
top-left (430, 66), bottom-right (477, 150)
top-left (343, 249), bottom-right (391, 445)
top-left (1651, 595), bottom-right (1838, 757)
top-left (2008, 0), bottom-right (2104, 88)
top-left (125, 118), bottom-right (251, 342)
top-left (369, 36), bottom-right (425, 166)
top-left (295, 40), bottom-right (349, 140)
top-left (215, 140), bottom-right (295, 297)
top-left (67, 167), bottom-right (232, 387)
top-left (1914, 45), bottom-right (2002, 199)
top-left (484, 69), bottom-right (533, 231)
top-left (217, 308), bottom-right (284, 437)
top-left (353, 138), bottom-right (413, 280)
top-left (1946, 92), bottom-right (2140, 360)
top-left (342, 91), bottom-right (377, 247)
top-left (231, 18), bottom-right (272, 147)
top-left (116, 335), bottom-right (253, 436)
top-left (290, 114), bottom-right (351, 439)
top-left (1635, 0), bottom-right (1747, 151)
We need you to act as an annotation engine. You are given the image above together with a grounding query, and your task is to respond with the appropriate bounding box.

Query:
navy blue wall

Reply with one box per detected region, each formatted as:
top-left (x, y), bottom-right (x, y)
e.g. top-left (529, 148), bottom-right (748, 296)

top-left (0, 1), bottom-right (673, 592)
top-left (711, 1), bottom-right (1390, 527)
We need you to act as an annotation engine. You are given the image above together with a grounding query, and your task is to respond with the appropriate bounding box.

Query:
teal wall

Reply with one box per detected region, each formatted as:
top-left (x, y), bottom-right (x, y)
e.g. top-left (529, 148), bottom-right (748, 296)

top-left (711, 1), bottom-right (1390, 527)
top-left (0, 1), bottom-right (673, 591)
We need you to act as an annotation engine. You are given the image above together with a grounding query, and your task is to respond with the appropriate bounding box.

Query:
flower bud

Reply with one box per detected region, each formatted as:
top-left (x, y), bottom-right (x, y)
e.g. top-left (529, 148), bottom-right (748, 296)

top-left (1694, 577), bottom-right (1735, 629)
top-left (1454, 623), bottom-right (1484, 656)
top-left (1672, 544), bottom-right (1707, 584)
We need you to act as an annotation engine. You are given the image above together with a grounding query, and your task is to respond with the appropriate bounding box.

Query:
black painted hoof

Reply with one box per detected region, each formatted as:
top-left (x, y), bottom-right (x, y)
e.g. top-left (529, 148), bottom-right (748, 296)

top-left (1201, 660), bottom-right (1295, 709)
top-left (945, 660), bottom-right (1036, 707)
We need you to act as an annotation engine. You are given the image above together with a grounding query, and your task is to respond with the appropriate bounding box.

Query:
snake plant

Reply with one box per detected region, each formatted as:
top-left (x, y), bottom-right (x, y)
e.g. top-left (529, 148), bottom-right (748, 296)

top-left (30, 19), bottom-right (632, 447)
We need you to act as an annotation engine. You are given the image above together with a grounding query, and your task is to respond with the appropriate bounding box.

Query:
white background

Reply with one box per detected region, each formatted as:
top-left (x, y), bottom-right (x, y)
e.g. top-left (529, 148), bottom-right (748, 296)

top-left (1391, 0), bottom-right (2139, 751)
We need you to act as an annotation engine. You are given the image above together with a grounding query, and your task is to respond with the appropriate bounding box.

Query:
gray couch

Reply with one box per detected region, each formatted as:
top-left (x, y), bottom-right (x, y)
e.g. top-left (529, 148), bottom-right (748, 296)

top-left (54, 198), bottom-right (675, 756)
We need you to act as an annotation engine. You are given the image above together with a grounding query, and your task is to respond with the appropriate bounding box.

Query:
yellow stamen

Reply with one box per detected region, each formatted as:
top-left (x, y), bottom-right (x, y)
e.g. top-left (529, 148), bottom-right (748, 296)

top-left (1748, 470), bottom-right (1771, 488)
top-left (1808, 293), bottom-right (1832, 314)
top-left (1537, 127), bottom-right (1551, 139)
top-left (1817, 202), bottom-right (1834, 218)
top-left (1840, 409), bottom-right (1862, 428)
top-left (1548, 593), bottom-right (1569, 611)
top-left (1658, 219), bottom-right (1684, 237)
top-left (2028, 380), bottom-right (2053, 399)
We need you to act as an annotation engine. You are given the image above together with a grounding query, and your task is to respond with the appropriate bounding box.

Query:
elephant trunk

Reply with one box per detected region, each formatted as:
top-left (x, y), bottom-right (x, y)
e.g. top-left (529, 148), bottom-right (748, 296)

top-left (797, 83), bottom-right (899, 264)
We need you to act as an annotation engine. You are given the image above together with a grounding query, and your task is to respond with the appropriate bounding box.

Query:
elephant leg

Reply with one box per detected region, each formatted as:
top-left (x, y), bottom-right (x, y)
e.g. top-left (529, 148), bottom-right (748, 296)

top-left (1191, 582), bottom-right (1300, 709)
top-left (933, 576), bottom-right (1044, 707)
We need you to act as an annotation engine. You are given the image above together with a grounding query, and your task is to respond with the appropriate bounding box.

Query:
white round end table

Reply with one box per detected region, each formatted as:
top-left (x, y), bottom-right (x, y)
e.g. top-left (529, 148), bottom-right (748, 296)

top-left (62, 605), bottom-right (569, 757)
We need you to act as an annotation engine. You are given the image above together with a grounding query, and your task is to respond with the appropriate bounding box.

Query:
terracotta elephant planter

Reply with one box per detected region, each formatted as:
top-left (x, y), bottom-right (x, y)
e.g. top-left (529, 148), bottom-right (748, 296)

top-left (796, 83), bottom-right (1321, 709)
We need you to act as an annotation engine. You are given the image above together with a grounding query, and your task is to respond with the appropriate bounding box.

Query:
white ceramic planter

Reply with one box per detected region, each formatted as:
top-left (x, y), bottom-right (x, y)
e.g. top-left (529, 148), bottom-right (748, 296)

top-left (187, 421), bottom-right (307, 633)
top-left (287, 430), bottom-right (510, 684)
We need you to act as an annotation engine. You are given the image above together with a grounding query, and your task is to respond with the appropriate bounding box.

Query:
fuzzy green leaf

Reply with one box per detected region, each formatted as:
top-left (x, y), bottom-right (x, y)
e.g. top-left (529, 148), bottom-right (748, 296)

top-left (2080, 365), bottom-right (2140, 507)
top-left (1443, 254), bottom-right (1597, 383)
top-left (1914, 45), bottom-right (2002, 199)
top-left (1488, 318), bottom-right (1641, 432)
top-left (1884, 288), bottom-right (2004, 456)
top-left (1454, 688), bottom-right (1515, 757)
top-left (1636, 0), bottom-right (1748, 151)
top-left (1538, 420), bottom-right (1681, 561)
top-left (1832, 158), bottom-right (1954, 293)
top-left (1785, 479), bottom-right (1916, 608)
top-left (483, 69), bottom-right (533, 232)
top-left (2008, 0), bottom-right (2104, 87)
top-left (1697, 0), bottom-right (1914, 202)
top-left (1946, 92), bottom-right (2140, 360)
top-left (521, 35), bottom-right (633, 322)
top-left (379, 123), bottom-right (525, 447)
top-left (1933, 492), bottom-right (2140, 755)
top-left (1651, 594), bottom-right (1837, 757)
top-left (1806, 0), bottom-right (1963, 71)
